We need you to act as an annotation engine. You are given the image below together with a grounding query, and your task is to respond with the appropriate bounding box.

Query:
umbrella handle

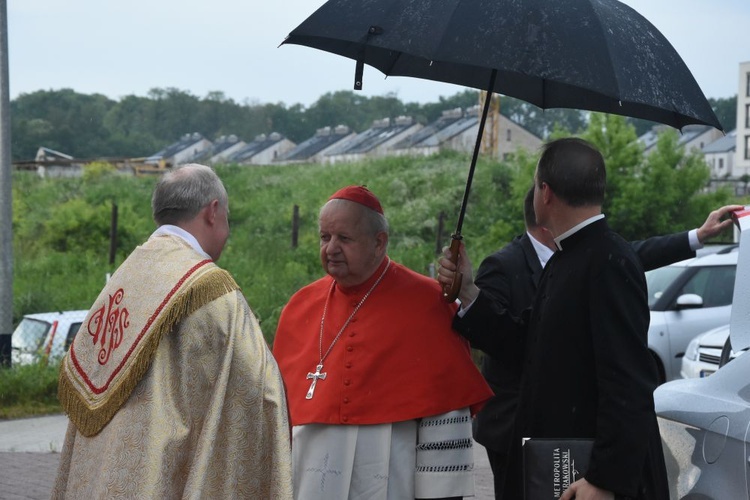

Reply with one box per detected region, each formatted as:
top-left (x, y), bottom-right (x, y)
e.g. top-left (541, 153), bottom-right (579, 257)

top-left (442, 235), bottom-right (463, 302)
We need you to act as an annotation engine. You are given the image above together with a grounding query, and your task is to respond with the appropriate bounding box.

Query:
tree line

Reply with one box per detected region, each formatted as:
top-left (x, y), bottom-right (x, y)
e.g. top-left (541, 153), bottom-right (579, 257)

top-left (10, 87), bottom-right (737, 162)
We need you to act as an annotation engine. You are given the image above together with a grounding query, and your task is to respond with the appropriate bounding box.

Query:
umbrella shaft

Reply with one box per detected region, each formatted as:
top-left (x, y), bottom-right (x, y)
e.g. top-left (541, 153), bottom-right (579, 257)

top-left (454, 69), bottom-right (497, 236)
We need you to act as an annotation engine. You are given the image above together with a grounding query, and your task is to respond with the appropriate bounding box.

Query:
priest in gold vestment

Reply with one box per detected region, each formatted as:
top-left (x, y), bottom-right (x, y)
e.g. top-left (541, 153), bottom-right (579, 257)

top-left (53, 164), bottom-right (293, 499)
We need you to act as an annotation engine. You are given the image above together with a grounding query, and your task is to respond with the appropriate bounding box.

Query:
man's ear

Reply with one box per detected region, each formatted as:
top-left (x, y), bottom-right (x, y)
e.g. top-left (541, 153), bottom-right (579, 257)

top-left (374, 231), bottom-right (388, 253)
top-left (541, 182), bottom-right (554, 205)
top-left (203, 199), bottom-right (219, 226)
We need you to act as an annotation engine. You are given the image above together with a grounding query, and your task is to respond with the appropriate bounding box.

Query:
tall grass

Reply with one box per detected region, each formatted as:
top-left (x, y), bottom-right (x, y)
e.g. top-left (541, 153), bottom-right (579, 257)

top-left (13, 152), bottom-right (523, 342)
top-left (0, 361), bottom-right (61, 418)
top-left (6, 153), bottom-right (518, 419)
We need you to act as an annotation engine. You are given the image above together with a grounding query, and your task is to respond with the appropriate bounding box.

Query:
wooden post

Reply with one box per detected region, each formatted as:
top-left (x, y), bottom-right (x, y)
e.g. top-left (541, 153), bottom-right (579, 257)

top-left (291, 204), bottom-right (299, 249)
top-left (109, 202), bottom-right (118, 265)
top-left (436, 211), bottom-right (446, 255)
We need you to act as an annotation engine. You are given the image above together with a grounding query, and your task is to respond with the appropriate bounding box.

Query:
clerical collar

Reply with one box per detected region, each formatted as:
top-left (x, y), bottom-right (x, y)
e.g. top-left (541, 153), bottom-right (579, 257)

top-left (335, 257), bottom-right (391, 296)
top-left (553, 214), bottom-right (605, 251)
top-left (150, 225), bottom-right (211, 259)
top-left (527, 231), bottom-right (554, 268)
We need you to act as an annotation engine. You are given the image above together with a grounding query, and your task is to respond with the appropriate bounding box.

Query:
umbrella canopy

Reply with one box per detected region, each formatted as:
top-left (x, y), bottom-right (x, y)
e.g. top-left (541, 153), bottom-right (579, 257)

top-left (283, 0), bottom-right (722, 131)
top-left (282, 0), bottom-right (722, 300)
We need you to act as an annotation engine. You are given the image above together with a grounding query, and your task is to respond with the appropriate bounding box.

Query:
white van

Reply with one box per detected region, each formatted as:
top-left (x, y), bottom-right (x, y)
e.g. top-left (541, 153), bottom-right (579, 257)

top-left (11, 310), bottom-right (88, 365)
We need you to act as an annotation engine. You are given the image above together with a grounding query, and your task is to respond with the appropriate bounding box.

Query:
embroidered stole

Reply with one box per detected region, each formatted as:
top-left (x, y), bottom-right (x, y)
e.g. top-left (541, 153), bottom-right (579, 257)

top-left (58, 236), bottom-right (239, 437)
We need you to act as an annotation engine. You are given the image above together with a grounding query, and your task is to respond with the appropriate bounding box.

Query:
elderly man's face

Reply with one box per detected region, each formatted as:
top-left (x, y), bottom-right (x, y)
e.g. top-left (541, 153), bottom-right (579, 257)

top-left (319, 201), bottom-right (384, 288)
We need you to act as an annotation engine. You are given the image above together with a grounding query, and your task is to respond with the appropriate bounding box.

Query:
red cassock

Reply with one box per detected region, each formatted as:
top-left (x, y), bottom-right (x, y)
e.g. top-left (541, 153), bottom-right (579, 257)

top-left (273, 258), bottom-right (493, 426)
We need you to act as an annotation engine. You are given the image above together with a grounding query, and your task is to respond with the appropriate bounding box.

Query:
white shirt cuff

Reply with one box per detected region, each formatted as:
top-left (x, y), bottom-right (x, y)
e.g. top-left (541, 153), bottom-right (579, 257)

top-left (688, 229), bottom-right (702, 250)
top-left (457, 297), bottom-right (477, 317)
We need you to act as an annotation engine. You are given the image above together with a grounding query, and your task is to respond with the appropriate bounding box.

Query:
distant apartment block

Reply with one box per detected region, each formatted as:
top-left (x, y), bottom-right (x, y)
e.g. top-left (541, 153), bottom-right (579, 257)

top-left (735, 61), bottom-right (750, 179)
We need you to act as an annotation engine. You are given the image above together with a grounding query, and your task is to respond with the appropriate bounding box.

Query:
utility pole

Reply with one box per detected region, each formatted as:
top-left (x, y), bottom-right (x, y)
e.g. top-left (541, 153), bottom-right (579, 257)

top-left (0, 0), bottom-right (12, 366)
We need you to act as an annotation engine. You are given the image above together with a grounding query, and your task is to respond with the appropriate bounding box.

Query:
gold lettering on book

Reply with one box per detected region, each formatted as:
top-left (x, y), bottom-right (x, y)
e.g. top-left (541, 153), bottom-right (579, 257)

top-left (87, 288), bottom-right (130, 365)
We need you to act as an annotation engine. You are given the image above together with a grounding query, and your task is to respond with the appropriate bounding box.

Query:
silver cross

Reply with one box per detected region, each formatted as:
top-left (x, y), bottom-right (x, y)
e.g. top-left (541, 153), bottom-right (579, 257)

top-left (306, 364), bottom-right (327, 399)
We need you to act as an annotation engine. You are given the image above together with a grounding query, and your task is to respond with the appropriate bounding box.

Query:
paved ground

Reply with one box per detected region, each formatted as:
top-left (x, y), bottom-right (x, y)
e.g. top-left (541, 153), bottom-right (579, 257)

top-left (0, 414), bottom-right (495, 499)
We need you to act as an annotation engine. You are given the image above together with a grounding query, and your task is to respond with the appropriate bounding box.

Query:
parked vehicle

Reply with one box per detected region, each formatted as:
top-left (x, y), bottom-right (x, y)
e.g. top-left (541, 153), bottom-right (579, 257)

top-left (681, 324), bottom-right (746, 379)
top-left (656, 348), bottom-right (750, 498)
top-left (645, 246), bottom-right (737, 382)
top-left (11, 310), bottom-right (88, 365)
top-left (654, 207), bottom-right (750, 498)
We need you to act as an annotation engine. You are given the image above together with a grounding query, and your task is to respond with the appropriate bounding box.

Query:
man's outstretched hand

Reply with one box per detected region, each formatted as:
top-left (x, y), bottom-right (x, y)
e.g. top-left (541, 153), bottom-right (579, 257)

top-left (696, 204), bottom-right (745, 243)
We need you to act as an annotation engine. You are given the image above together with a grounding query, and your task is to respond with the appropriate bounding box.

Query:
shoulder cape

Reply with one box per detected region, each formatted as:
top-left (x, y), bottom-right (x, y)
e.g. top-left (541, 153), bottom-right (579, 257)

top-left (58, 235), bottom-right (239, 437)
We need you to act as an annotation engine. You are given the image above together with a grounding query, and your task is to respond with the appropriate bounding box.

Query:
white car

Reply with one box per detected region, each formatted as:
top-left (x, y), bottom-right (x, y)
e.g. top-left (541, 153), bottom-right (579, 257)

top-left (681, 324), bottom-right (745, 379)
top-left (645, 247), bottom-right (737, 382)
top-left (11, 310), bottom-right (88, 365)
top-left (656, 349), bottom-right (750, 498)
top-left (655, 208), bottom-right (750, 498)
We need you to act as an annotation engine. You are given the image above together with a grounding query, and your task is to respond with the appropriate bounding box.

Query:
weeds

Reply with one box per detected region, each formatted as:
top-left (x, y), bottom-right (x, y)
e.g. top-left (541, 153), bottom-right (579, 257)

top-left (0, 361), bottom-right (61, 419)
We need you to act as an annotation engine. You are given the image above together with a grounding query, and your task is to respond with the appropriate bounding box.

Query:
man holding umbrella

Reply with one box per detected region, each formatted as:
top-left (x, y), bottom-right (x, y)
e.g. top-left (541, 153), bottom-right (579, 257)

top-left (440, 138), bottom-right (670, 500)
top-left (447, 185), bottom-right (739, 498)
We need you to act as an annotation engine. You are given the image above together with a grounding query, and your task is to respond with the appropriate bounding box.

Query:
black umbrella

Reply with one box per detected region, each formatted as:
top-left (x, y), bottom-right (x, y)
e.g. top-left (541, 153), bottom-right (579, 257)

top-left (282, 0), bottom-right (722, 299)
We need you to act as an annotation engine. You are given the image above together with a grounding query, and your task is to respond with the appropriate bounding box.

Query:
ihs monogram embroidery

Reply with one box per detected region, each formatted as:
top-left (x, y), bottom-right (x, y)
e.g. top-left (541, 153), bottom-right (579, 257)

top-left (87, 288), bottom-right (130, 365)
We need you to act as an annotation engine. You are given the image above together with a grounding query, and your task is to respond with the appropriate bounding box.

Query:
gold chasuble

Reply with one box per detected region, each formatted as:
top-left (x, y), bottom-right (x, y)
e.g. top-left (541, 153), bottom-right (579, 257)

top-left (53, 235), bottom-right (293, 499)
top-left (274, 258), bottom-right (492, 426)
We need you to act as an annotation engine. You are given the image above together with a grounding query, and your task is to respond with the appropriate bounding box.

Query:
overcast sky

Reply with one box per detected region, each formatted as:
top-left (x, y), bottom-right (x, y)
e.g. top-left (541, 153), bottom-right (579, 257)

top-left (7, 0), bottom-right (749, 107)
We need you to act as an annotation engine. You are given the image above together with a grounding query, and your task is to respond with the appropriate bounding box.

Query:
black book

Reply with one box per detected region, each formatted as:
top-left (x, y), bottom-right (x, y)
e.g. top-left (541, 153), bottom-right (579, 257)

top-left (522, 437), bottom-right (594, 499)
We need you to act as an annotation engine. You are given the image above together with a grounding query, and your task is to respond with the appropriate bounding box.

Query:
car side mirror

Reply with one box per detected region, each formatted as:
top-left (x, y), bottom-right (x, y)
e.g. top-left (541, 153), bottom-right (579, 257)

top-left (674, 293), bottom-right (703, 310)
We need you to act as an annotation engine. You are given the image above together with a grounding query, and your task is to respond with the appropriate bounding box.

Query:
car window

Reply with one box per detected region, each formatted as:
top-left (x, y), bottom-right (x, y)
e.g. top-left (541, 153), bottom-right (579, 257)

top-left (64, 322), bottom-right (83, 351)
top-left (676, 265), bottom-right (736, 308)
top-left (13, 318), bottom-right (51, 352)
top-left (702, 266), bottom-right (736, 307)
top-left (646, 266), bottom-right (685, 307)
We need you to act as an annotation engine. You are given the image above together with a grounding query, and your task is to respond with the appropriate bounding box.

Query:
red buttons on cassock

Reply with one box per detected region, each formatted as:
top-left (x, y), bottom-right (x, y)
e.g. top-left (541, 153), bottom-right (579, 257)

top-left (343, 397), bottom-right (350, 404)
top-left (349, 332), bottom-right (356, 337)
top-left (342, 416), bottom-right (349, 422)
top-left (345, 362), bottom-right (352, 368)
top-left (346, 346), bottom-right (353, 352)
top-left (344, 379), bottom-right (351, 386)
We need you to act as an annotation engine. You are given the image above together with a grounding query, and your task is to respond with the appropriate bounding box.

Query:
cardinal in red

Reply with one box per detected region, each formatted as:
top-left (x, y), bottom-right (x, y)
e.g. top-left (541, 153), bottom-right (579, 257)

top-left (273, 185), bottom-right (492, 500)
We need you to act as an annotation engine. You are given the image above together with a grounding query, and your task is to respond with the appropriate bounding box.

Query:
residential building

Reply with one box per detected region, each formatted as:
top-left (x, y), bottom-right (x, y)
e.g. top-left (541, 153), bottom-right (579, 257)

top-left (325, 116), bottom-right (422, 164)
top-left (228, 132), bottom-right (296, 165)
top-left (390, 106), bottom-right (541, 159)
top-left (704, 130), bottom-right (737, 179)
top-left (638, 124), bottom-right (724, 157)
top-left (145, 132), bottom-right (212, 167)
top-left (275, 126), bottom-right (356, 165)
top-left (390, 108), bottom-right (478, 157)
top-left (494, 110), bottom-right (543, 160)
top-left (735, 61), bottom-right (750, 179)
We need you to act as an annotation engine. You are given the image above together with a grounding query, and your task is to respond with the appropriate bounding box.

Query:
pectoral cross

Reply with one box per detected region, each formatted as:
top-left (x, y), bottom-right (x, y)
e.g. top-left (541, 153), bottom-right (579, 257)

top-left (306, 364), bottom-right (327, 399)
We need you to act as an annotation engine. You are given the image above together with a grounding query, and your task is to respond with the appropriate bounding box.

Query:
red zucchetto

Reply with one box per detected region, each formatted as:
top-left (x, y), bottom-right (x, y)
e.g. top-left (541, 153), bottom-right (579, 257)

top-left (328, 185), bottom-right (384, 215)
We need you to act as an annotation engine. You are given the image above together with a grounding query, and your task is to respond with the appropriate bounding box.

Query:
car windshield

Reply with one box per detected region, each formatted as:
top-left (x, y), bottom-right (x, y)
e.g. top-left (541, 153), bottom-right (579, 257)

top-left (12, 318), bottom-right (52, 352)
top-left (646, 265), bottom-right (685, 308)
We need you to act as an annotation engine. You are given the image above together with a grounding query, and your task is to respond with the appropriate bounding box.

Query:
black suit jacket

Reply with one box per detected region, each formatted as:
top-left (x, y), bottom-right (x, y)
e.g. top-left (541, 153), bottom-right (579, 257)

top-left (457, 224), bottom-right (688, 499)
top-left (469, 231), bottom-right (692, 450)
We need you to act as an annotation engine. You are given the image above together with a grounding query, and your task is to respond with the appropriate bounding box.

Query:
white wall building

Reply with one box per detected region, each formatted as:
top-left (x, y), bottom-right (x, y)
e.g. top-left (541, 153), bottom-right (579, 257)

top-left (735, 61), bottom-right (750, 179)
top-left (703, 130), bottom-right (736, 178)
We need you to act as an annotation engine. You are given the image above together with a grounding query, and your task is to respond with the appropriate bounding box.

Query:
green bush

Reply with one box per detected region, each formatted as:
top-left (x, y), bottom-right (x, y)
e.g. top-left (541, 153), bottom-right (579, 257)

top-left (0, 362), bottom-right (61, 419)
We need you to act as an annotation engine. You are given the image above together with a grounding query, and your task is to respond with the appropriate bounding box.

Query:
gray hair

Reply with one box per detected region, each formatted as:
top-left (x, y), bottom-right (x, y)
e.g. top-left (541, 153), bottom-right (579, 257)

top-left (320, 198), bottom-right (390, 236)
top-left (152, 163), bottom-right (228, 226)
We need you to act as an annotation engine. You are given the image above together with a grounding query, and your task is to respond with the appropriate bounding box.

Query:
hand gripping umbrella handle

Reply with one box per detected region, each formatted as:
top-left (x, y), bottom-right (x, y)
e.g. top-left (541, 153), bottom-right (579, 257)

top-left (442, 234), bottom-right (463, 302)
